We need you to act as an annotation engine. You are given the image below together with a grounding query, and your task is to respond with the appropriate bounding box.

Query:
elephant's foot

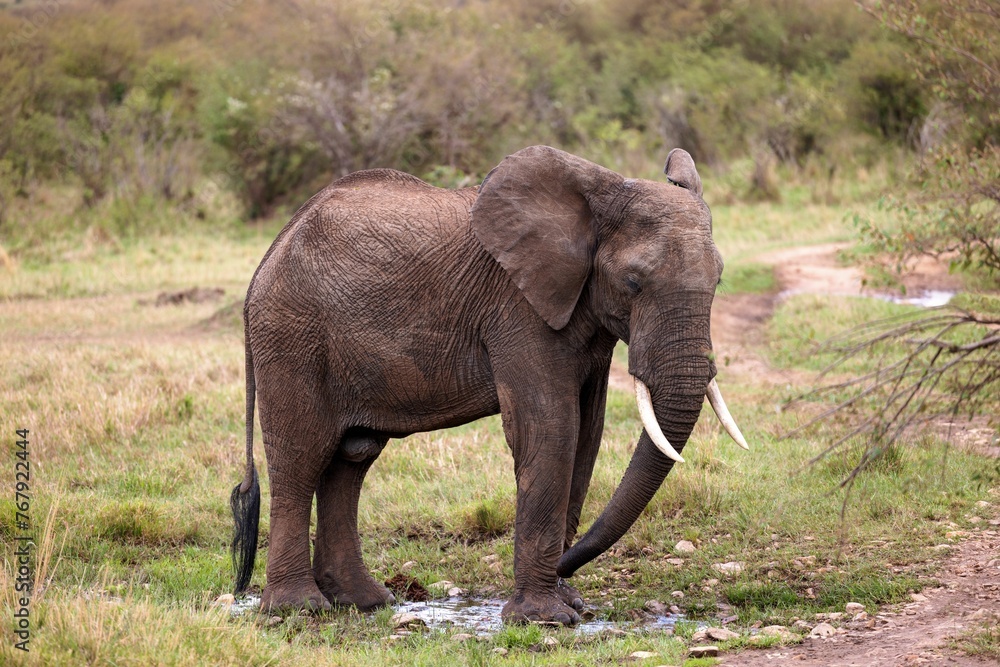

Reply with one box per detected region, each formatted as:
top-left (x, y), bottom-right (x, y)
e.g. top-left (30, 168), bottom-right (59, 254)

top-left (261, 578), bottom-right (332, 613)
top-left (502, 589), bottom-right (582, 626)
top-left (555, 577), bottom-right (585, 611)
top-left (317, 571), bottom-right (395, 612)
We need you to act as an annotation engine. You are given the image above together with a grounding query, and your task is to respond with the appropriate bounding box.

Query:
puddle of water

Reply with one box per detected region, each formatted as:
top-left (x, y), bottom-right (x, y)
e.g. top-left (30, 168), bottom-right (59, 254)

top-left (887, 290), bottom-right (955, 308)
top-left (778, 289), bottom-right (955, 308)
top-left (230, 594), bottom-right (686, 635)
top-left (395, 596), bottom-right (686, 636)
top-left (230, 595), bottom-right (261, 616)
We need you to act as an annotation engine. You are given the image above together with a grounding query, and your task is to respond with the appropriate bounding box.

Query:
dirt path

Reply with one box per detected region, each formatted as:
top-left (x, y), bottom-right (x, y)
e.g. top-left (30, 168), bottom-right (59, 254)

top-left (702, 244), bottom-right (998, 666)
top-left (721, 528), bottom-right (1000, 666)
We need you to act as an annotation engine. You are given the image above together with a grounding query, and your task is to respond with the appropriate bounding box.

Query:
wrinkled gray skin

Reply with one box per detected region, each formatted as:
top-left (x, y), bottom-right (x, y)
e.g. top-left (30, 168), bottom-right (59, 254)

top-left (232, 146), bottom-right (722, 625)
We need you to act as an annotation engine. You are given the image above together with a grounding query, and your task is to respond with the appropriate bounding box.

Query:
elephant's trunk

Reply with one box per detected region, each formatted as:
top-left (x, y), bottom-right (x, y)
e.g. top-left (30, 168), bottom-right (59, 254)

top-left (557, 298), bottom-right (712, 578)
top-left (556, 389), bottom-right (704, 577)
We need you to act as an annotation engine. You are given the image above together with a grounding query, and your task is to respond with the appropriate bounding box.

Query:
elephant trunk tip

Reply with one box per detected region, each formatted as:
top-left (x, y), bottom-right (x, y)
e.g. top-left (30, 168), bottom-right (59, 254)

top-left (230, 466), bottom-right (260, 595)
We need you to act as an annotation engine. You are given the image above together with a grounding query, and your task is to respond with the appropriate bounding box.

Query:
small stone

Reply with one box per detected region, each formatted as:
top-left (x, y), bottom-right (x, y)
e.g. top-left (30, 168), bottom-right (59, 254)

top-left (669, 605), bottom-right (682, 614)
top-left (492, 647), bottom-right (508, 655)
top-left (969, 608), bottom-right (995, 621)
top-left (705, 578), bottom-right (719, 587)
top-left (391, 612), bottom-right (426, 629)
top-left (481, 554), bottom-right (500, 564)
top-left (712, 561), bottom-right (744, 575)
top-left (602, 628), bottom-right (628, 637)
top-left (853, 611), bottom-right (869, 622)
top-left (760, 625), bottom-right (795, 640)
top-left (426, 580), bottom-right (454, 592)
top-left (644, 600), bottom-right (668, 615)
top-left (400, 560), bottom-right (418, 572)
top-left (689, 646), bottom-right (720, 658)
top-left (706, 627), bottom-right (739, 641)
top-left (447, 587), bottom-right (464, 597)
top-left (825, 612), bottom-right (843, 621)
top-left (910, 593), bottom-right (928, 602)
top-left (452, 633), bottom-right (474, 642)
top-left (793, 620), bottom-right (812, 630)
top-left (691, 630), bottom-right (707, 642)
top-left (975, 500), bottom-right (990, 508)
top-left (265, 615), bottom-right (282, 627)
top-left (674, 540), bottom-right (697, 554)
top-left (213, 593), bottom-right (235, 608)
top-left (670, 590), bottom-right (684, 599)
top-left (810, 622), bottom-right (836, 637)
top-left (542, 636), bottom-right (559, 647)
top-left (845, 602), bottom-right (865, 614)
top-left (665, 558), bottom-right (685, 566)
top-left (630, 650), bottom-right (657, 659)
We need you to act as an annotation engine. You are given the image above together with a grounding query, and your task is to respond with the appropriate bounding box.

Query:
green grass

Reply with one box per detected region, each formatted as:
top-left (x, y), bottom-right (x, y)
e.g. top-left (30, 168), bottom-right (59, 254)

top-left (1, 193), bottom-right (998, 665)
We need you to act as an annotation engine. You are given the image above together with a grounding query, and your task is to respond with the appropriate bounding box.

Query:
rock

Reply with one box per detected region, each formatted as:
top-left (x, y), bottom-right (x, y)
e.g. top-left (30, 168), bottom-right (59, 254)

top-left (665, 558), bottom-right (685, 566)
top-left (391, 612), bottom-right (426, 629)
top-left (426, 580), bottom-right (454, 591)
top-left (213, 594), bottom-right (235, 608)
top-left (447, 587), bottom-right (464, 597)
top-left (452, 633), bottom-right (474, 642)
top-left (792, 620), bottom-right (812, 631)
top-left (542, 636), bottom-right (559, 648)
top-left (689, 646), bottom-right (720, 658)
top-left (760, 625), bottom-right (795, 640)
top-left (691, 630), bottom-right (708, 642)
top-left (712, 561), bottom-right (744, 575)
top-left (400, 560), bottom-right (418, 572)
top-left (670, 590), bottom-right (684, 599)
top-left (845, 602), bottom-right (865, 614)
top-left (492, 647), bottom-right (508, 655)
top-left (674, 540), bottom-right (697, 554)
top-left (706, 627), bottom-right (739, 641)
top-left (644, 600), bottom-right (668, 615)
top-left (265, 615), bottom-right (283, 627)
top-left (630, 650), bottom-right (657, 659)
top-left (669, 605), bottom-right (682, 614)
top-left (853, 611), bottom-right (869, 622)
top-left (705, 578), bottom-right (719, 587)
top-left (975, 500), bottom-right (991, 508)
top-left (481, 554), bottom-right (500, 564)
top-left (387, 634), bottom-right (406, 642)
top-left (602, 628), bottom-right (628, 637)
top-left (810, 622), bottom-right (836, 637)
top-left (970, 608), bottom-right (996, 621)
top-left (910, 593), bottom-right (928, 602)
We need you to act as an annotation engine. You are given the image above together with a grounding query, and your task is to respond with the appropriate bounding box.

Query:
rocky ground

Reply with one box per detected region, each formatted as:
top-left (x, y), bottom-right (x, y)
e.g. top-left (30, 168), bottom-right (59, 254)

top-left (702, 245), bottom-right (997, 665)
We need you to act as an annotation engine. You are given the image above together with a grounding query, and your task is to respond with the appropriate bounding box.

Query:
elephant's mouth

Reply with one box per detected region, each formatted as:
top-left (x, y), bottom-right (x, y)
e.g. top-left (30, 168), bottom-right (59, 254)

top-left (633, 376), bottom-right (749, 463)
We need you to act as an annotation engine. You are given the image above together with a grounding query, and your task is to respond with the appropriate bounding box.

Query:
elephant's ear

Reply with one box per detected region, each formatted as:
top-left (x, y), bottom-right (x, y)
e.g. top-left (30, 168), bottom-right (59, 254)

top-left (471, 146), bottom-right (611, 330)
top-left (663, 148), bottom-right (703, 197)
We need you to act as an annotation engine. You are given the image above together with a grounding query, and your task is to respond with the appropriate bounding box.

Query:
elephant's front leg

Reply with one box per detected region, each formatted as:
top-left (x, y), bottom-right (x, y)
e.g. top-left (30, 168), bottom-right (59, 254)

top-left (497, 381), bottom-right (582, 626)
top-left (558, 366), bottom-right (611, 611)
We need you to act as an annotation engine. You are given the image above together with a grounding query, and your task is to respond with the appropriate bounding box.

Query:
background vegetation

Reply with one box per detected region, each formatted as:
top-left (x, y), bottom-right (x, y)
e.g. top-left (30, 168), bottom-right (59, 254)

top-left (2, 0), bottom-right (991, 245)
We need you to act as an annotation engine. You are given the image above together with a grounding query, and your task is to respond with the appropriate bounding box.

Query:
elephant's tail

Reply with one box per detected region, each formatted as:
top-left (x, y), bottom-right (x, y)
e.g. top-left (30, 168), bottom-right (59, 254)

top-left (231, 304), bottom-right (260, 595)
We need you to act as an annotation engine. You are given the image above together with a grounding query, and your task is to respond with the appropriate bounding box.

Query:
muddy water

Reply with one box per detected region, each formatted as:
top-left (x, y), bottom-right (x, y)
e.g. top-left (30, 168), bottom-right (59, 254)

top-left (230, 594), bottom-right (686, 635)
top-left (395, 597), bottom-right (685, 635)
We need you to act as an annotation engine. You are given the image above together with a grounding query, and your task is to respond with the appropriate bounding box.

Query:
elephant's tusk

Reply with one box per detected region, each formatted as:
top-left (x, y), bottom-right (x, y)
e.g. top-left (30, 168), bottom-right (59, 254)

top-left (706, 378), bottom-right (749, 450)
top-left (633, 377), bottom-right (685, 463)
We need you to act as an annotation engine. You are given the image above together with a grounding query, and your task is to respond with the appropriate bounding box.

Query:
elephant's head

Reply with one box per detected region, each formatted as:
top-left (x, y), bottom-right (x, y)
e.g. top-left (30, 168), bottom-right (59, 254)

top-left (470, 146), bottom-right (748, 577)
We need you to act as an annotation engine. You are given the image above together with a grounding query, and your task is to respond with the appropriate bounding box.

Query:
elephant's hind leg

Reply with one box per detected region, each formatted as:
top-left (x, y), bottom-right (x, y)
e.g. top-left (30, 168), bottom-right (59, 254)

top-left (313, 431), bottom-right (394, 611)
top-left (256, 364), bottom-right (335, 613)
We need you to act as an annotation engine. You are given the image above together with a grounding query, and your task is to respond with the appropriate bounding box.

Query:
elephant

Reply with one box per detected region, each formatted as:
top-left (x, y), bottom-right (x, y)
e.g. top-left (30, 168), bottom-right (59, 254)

top-left (229, 145), bottom-right (748, 625)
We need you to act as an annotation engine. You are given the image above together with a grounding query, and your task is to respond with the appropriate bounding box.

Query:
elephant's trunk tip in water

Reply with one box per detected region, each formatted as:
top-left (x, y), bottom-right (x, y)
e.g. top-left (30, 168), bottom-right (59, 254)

top-left (230, 466), bottom-right (260, 595)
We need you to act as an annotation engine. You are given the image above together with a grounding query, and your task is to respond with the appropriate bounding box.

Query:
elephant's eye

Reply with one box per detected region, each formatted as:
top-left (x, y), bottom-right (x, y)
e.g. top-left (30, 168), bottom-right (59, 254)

top-left (624, 276), bottom-right (642, 296)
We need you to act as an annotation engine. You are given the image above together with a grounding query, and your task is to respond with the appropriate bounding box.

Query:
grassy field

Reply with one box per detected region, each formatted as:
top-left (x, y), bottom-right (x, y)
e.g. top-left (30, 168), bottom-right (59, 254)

top-left (1, 192), bottom-right (998, 666)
